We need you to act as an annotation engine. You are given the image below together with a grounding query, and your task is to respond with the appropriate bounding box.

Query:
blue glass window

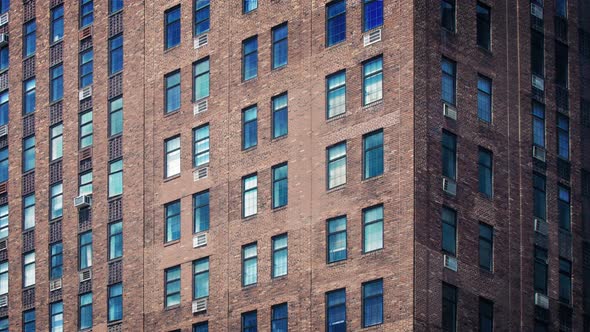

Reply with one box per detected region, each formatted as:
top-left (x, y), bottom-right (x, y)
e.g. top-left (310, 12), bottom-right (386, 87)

top-left (326, 289), bottom-right (346, 331)
top-left (23, 309), bottom-right (35, 332)
top-left (271, 303), bottom-right (288, 332)
top-left (272, 93), bottom-right (288, 138)
top-left (165, 6), bottom-right (181, 49)
top-left (558, 185), bottom-right (571, 231)
top-left (363, 0), bottom-right (383, 31)
top-left (441, 57), bottom-right (456, 105)
top-left (50, 301), bottom-right (63, 332)
top-left (327, 142), bottom-right (347, 189)
top-left (363, 56), bottom-right (383, 105)
top-left (272, 163), bottom-right (288, 208)
top-left (242, 105), bottom-right (257, 149)
top-left (79, 231), bottom-right (92, 269)
top-left (80, 49), bottom-right (93, 88)
top-left (362, 279), bottom-right (383, 327)
top-left (0, 91), bottom-right (7, 125)
top-left (478, 148), bottom-right (493, 197)
top-left (110, 0), bottom-right (123, 13)
top-left (557, 114), bottom-right (569, 159)
top-left (23, 20), bottom-right (36, 57)
top-left (326, 71), bottom-right (346, 118)
top-left (272, 23), bottom-right (288, 69)
top-left (0, 46), bottom-right (8, 71)
top-left (165, 70), bottom-right (181, 113)
top-left (477, 75), bottom-right (492, 122)
top-left (80, 110), bottom-right (93, 148)
top-left (195, 0), bottom-right (210, 35)
top-left (50, 182), bottom-right (63, 219)
top-left (109, 34), bottom-right (123, 74)
top-left (193, 322), bottom-right (209, 332)
top-left (193, 257), bottom-right (209, 299)
top-left (271, 234), bottom-right (288, 277)
top-left (50, 242), bottom-right (63, 279)
top-left (241, 311), bottom-right (257, 332)
top-left (109, 221), bottom-right (123, 260)
top-left (242, 243), bottom-right (257, 286)
top-left (193, 57), bottom-right (210, 100)
top-left (0, 147), bottom-right (8, 183)
top-left (242, 37), bottom-right (258, 81)
top-left (23, 194), bottom-right (35, 230)
top-left (243, 0), bottom-right (257, 13)
top-left (326, 0), bottom-right (346, 46)
top-left (108, 159), bottom-right (123, 197)
top-left (165, 266), bottom-right (181, 307)
top-left (441, 130), bottom-right (456, 180)
top-left (242, 174), bottom-right (257, 217)
top-left (109, 97), bottom-right (123, 137)
top-left (108, 283), bottom-right (123, 322)
top-left (363, 205), bottom-right (383, 253)
top-left (165, 200), bottom-right (180, 242)
top-left (23, 78), bottom-right (36, 114)
top-left (79, 293), bottom-right (93, 329)
top-left (0, 0), bottom-right (8, 14)
top-left (193, 190), bottom-right (209, 233)
top-left (23, 136), bottom-right (35, 172)
top-left (441, 207), bottom-right (456, 255)
top-left (193, 124), bottom-right (210, 167)
top-left (80, 0), bottom-right (94, 27)
top-left (363, 130), bottom-right (383, 179)
top-left (532, 102), bottom-right (545, 147)
top-left (51, 5), bottom-right (64, 43)
top-left (327, 216), bottom-right (346, 263)
top-left (50, 65), bottom-right (63, 102)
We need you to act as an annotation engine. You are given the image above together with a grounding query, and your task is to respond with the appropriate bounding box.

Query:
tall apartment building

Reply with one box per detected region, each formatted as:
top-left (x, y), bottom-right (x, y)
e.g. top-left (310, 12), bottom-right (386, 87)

top-left (0, 0), bottom-right (586, 331)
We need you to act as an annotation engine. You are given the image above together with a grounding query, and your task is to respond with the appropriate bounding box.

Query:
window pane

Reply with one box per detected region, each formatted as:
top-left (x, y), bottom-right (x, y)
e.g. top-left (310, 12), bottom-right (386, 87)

top-left (363, 130), bottom-right (384, 179)
top-left (363, 0), bottom-right (383, 31)
top-left (326, 0), bottom-right (346, 46)
top-left (194, 191), bottom-right (210, 233)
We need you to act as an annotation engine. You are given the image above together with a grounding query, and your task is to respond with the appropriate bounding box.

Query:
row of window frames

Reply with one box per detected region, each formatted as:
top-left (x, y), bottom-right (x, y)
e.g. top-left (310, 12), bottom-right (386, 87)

top-left (533, 246), bottom-right (573, 305)
top-left (531, 30), bottom-right (570, 89)
top-left (441, 1), bottom-right (493, 51)
top-left (442, 283), bottom-right (494, 332)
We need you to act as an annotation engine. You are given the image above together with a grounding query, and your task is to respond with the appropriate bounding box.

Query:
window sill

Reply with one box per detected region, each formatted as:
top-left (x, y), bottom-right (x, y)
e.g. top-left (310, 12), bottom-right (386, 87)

top-left (362, 248), bottom-right (384, 257)
top-left (49, 39), bottom-right (63, 48)
top-left (109, 9), bottom-right (124, 17)
top-left (242, 145), bottom-right (257, 153)
top-left (163, 174), bottom-right (181, 183)
top-left (361, 174), bottom-right (384, 184)
top-left (164, 44), bottom-right (181, 54)
top-left (325, 40), bottom-right (346, 50)
top-left (272, 205), bottom-right (288, 213)
top-left (327, 259), bottom-right (347, 267)
top-left (362, 100), bottom-right (384, 111)
top-left (360, 323), bottom-right (384, 330)
top-left (477, 45), bottom-right (493, 56)
top-left (163, 109), bottom-right (180, 118)
top-left (242, 214), bottom-right (257, 222)
top-left (479, 267), bottom-right (494, 277)
top-left (107, 194), bottom-right (123, 202)
top-left (108, 257), bottom-right (124, 264)
top-left (326, 113), bottom-right (347, 123)
top-left (163, 239), bottom-right (180, 247)
top-left (271, 134), bottom-right (288, 143)
top-left (271, 275), bottom-right (288, 282)
top-left (49, 157), bottom-right (63, 165)
top-left (22, 54), bottom-right (35, 62)
top-left (326, 184), bottom-right (346, 194)
top-left (241, 76), bottom-right (258, 84)
top-left (242, 284), bottom-right (257, 290)
top-left (164, 304), bottom-right (181, 311)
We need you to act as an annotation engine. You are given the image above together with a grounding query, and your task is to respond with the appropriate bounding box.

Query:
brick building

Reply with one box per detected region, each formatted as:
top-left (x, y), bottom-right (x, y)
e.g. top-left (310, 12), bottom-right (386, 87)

top-left (0, 0), bottom-right (586, 331)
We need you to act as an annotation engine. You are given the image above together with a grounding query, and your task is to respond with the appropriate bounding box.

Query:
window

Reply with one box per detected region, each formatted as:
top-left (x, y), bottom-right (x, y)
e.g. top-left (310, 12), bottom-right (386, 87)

top-left (165, 266), bottom-right (181, 307)
top-left (441, 207), bottom-right (456, 256)
top-left (478, 148), bottom-right (493, 197)
top-left (165, 6), bottom-right (181, 49)
top-left (23, 20), bottom-right (36, 57)
top-left (363, 0), bottom-right (383, 31)
top-left (0, 262), bottom-right (6, 295)
top-left (0, 317), bottom-right (6, 332)
top-left (476, 3), bottom-right (491, 50)
top-left (165, 136), bottom-right (181, 178)
top-left (193, 124), bottom-right (210, 167)
top-left (272, 93), bottom-right (288, 138)
top-left (327, 142), bottom-right (347, 189)
top-left (326, 289), bottom-right (346, 331)
top-left (0, 91), bottom-right (7, 126)
top-left (165, 201), bottom-right (180, 242)
top-left (477, 75), bottom-right (492, 122)
top-left (50, 301), bottom-right (63, 332)
top-left (327, 216), bottom-right (347, 263)
top-left (242, 36), bottom-right (258, 81)
top-left (272, 23), bottom-right (288, 69)
top-left (193, 190), bottom-right (209, 233)
top-left (326, 71), bottom-right (346, 118)
top-left (0, 46), bottom-right (7, 72)
top-left (363, 205), bottom-right (383, 253)
top-left (165, 71), bottom-right (181, 113)
top-left (271, 303), bottom-right (288, 332)
top-left (79, 293), bottom-right (93, 330)
top-left (79, 49), bottom-right (93, 88)
top-left (0, 204), bottom-right (7, 239)
top-left (534, 246), bottom-right (548, 294)
top-left (51, 5), bottom-right (64, 43)
top-left (242, 311), bottom-right (257, 332)
top-left (0, 0), bottom-right (7, 14)
top-left (79, 231), bottom-right (92, 270)
top-left (79, 171), bottom-right (93, 195)
top-left (363, 130), bottom-right (384, 179)
top-left (532, 102), bottom-right (545, 147)
top-left (111, 0), bottom-right (123, 13)
top-left (326, 0), bottom-right (346, 46)
top-left (80, 110), bottom-right (93, 148)
top-left (272, 163), bottom-right (288, 208)
top-left (108, 283), bottom-right (123, 322)
top-left (108, 159), bottom-right (123, 197)
top-left (531, 30), bottom-right (544, 76)
top-left (442, 130), bottom-right (457, 180)
top-left (50, 182), bottom-right (63, 220)
top-left (242, 105), bottom-right (258, 149)
top-left (272, 234), bottom-right (288, 278)
top-left (556, 0), bottom-right (567, 18)
top-left (193, 322), bottom-right (209, 332)
top-left (558, 185), bottom-right (570, 231)
top-left (50, 123), bottom-right (63, 161)
top-left (557, 114), bottom-right (569, 160)
top-left (23, 78), bottom-right (36, 114)
top-left (109, 221), bottom-right (123, 260)
top-left (80, 0), bottom-right (94, 27)
top-left (555, 42), bottom-right (568, 87)
top-left (109, 97), bottom-right (123, 137)
top-left (243, 0), bottom-right (257, 13)
top-left (193, 257), bottom-right (209, 299)
top-left (23, 309), bottom-right (35, 332)
top-left (242, 174), bottom-right (257, 217)
top-left (23, 194), bottom-right (35, 230)
top-left (23, 251), bottom-right (35, 287)
top-left (362, 279), bottom-right (383, 327)
top-left (193, 57), bottom-right (210, 100)
top-left (0, 148), bottom-right (6, 184)
top-left (48, 59), bottom-right (63, 100)
top-left (194, 0), bottom-right (210, 35)
top-left (532, 173), bottom-right (546, 220)
top-left (363, 56), bottom-right (383, 105)
top-left (109, 34), bottom-right (124, 75)
top-left (479, 298), bottom-right (493, 332)
top-left (559, 258), bottom-right (572, 304)
top-left (442, 283), bottom-right (457, 332)
top-left (242, 242), bottom-right (257, 286)
top-left (441, 0), bottom-right (455, 31)
top-left (479, 223), bottom-right (493, 271)
top-left (441, 57), bottom-right (456, 105)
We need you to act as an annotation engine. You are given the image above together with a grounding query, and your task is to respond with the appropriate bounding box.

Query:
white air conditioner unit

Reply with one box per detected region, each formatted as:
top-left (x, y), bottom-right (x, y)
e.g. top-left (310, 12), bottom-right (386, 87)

top-left (532, 145), bottom-right (546, 162)
top-left (193, 99), bottom-right (208, 115)
top-left (443, 102), bottom-right (457, 120)
top-left (0, 34), bottom-right (8, 47)
top-left (0, 125), bottom-right (7, 138)
top-left (74, 195), bottom-right (92, 209)
top-left (193, 232), bottom-right (208, 248)
top-left (534, 218), bottom-right (548, 236)
top-left (363, 29), bottom-right (382, 47)
top-left (442, 177), bottom-right (457, 196)
top-left (192, 298), bottom-right (208, 313)
top-left (443, 254), bottom-right (458, 271)
top-left (531, 3), bottom-right (543, 19)
top-left (0, 239), bottom-right (6, 251)
top-left (534, 292), bottom-right (549, 309)
top-left (79, 269), bottom-right (92, 283)
top-left (532, 75), bottom-right (545, 91)
top-left (0, 13), bottom-right (8, 27)
top-left (49, 278), bottom-right (62, 292)
top-left (194, 34), bottom-right (208, 49)
top-left (79, 86), bottom-right (92, 101)
top-left (0, 294), bottom-right (7, 308)
top-left (193, 167), bottom-right (209, 181)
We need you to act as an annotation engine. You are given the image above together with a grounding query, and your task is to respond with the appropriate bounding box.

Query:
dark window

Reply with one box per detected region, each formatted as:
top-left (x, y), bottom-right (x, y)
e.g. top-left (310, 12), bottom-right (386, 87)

top-left (477, 75), bottom-right (492, 122)
top-left (478, 148), bottom-right (493, 197)
top-left (558, 185), bottom-right (570, 231)
top-left (110, 0), bottom-right (124, 13)
top-left (441, 0), bottom-right (455, 31)
top-left (194, 0), bottom-right (210, 35)
top-left (50, 65), bottom-right (63, 102)
top-left (479, 298), bottom-right (493, 332)
top-left (326, 0), bottom-right (346, 46)
top-left (165, 70), bottom-right (181, 113)
top-left (559, 258), bottom-right (571, 304)
top-left (272, 234), bottom-right (288, 278)
top-left (442, 207), bottom-right (456, 256)
top-left (272, 23), bottom-right (288, 69)
top-left (557, 114), bottom-right (569, 160)
top-left (272, 163), bottom-right (288, 208)
top-left (193, 322), bottom-right (209, 332)
top-left (326, 289), bottom-right (346, 331)
top-left (80, 0), bottom-right (94, 27)
top-left (327, 142), bottom-right (347, 189)
top-left (108, 283), bottom-right (123, 322)
top-left (165, 266), bottom-right (181, 307)
top-left (23, 78), bottom-right (36, 114)
top-left (165, 200), bottom-right (180, 242)
top-left (479, 223), bottom-right (493, 271)
top-left (362, 56), bottom-right (383, 105)
top-left (327, 216), bottom-right (347, 263)
top-left (164, 136), bottom-right (180, 178)
top-left (109, 97), bottom-right (123, 137)
top-left (533, 173), bottom-right (546, 219)
top-left (362, 279), bottom-right (383, 327)
top-left (241, 311), bottom-right (257, 332)
top-left (363, 130), bottom-right (384, 179)
top-left (23, 20), bottom-right (36, 57)
top-left (531, 31), bottom-right (544, 76)
top-left (193, 57), bottom-right (210, 100)
top-left (442, 130), bottom-right (457, 180)
top-left (165, 6), bottom-right (181, 49)
top-left (0, 0), bottom-right (8, 14)
top-left (50, 301), bottom-right (63, 332)
top-left (363, 0), bottom-right (383, 31)
top-left (476, 3), bottom-right (491, 50)
top-left (326, 70), bottom-right (346, 118)
top-left (555, 42), bottom-right (568, 87)
top-left (242, 105), bottom-right (258, 149)
top-left (363, 205), bottom-right (383, 253)
top-left (79, 49), bottom-right (93, 88)
top-left (534, 246), bottom-right (548, 294)
top-left (79, 293), bottom-right (93, 330)
top-left (242, 243), bottom-right (257, 286)
top-left (79, 231), bottom-right (92, 270)
top-left (271, 303), bottom-right (288, 332)
top-left (442, 283), bottom-right (457, 332)
top-left (109, 35), bottom-right (124, 75)
top-left (193, 257), bottom-right (209, 299)
top-left (242, 36), bottom-right (258, 81)
top-left (23, 309), bottom-right (35, 332)
top-left (51, 5), bottom-right (64, 43)
top-left (441, 57), bottom-right (456, 105)
top-left (80, 110), bottom-right (93, 148)
top-left (0, 317), bottom-right (6, 332)
top-left (556, 0), bottom-right (567, 18)
top-left (272, 93), bottom-right (288, 138)
top-left (532, 102), bottom-right (545, 147)
top-left (193, 124), bottom-right (210, 167)
top-left (23, 136), bottom-right (35, 172)
top-left (109, 221), bottom-right (123, 260)
top-left (193, 190), bottom-right (210, 233)
top-left (50, 242), bottom-right (63, 279)
top-left (0, 46), bottom-right (8, 71)
top-left (0, 91), bottom-right (7, 126)
top-left (243, 0), bottom-right (257, 13)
